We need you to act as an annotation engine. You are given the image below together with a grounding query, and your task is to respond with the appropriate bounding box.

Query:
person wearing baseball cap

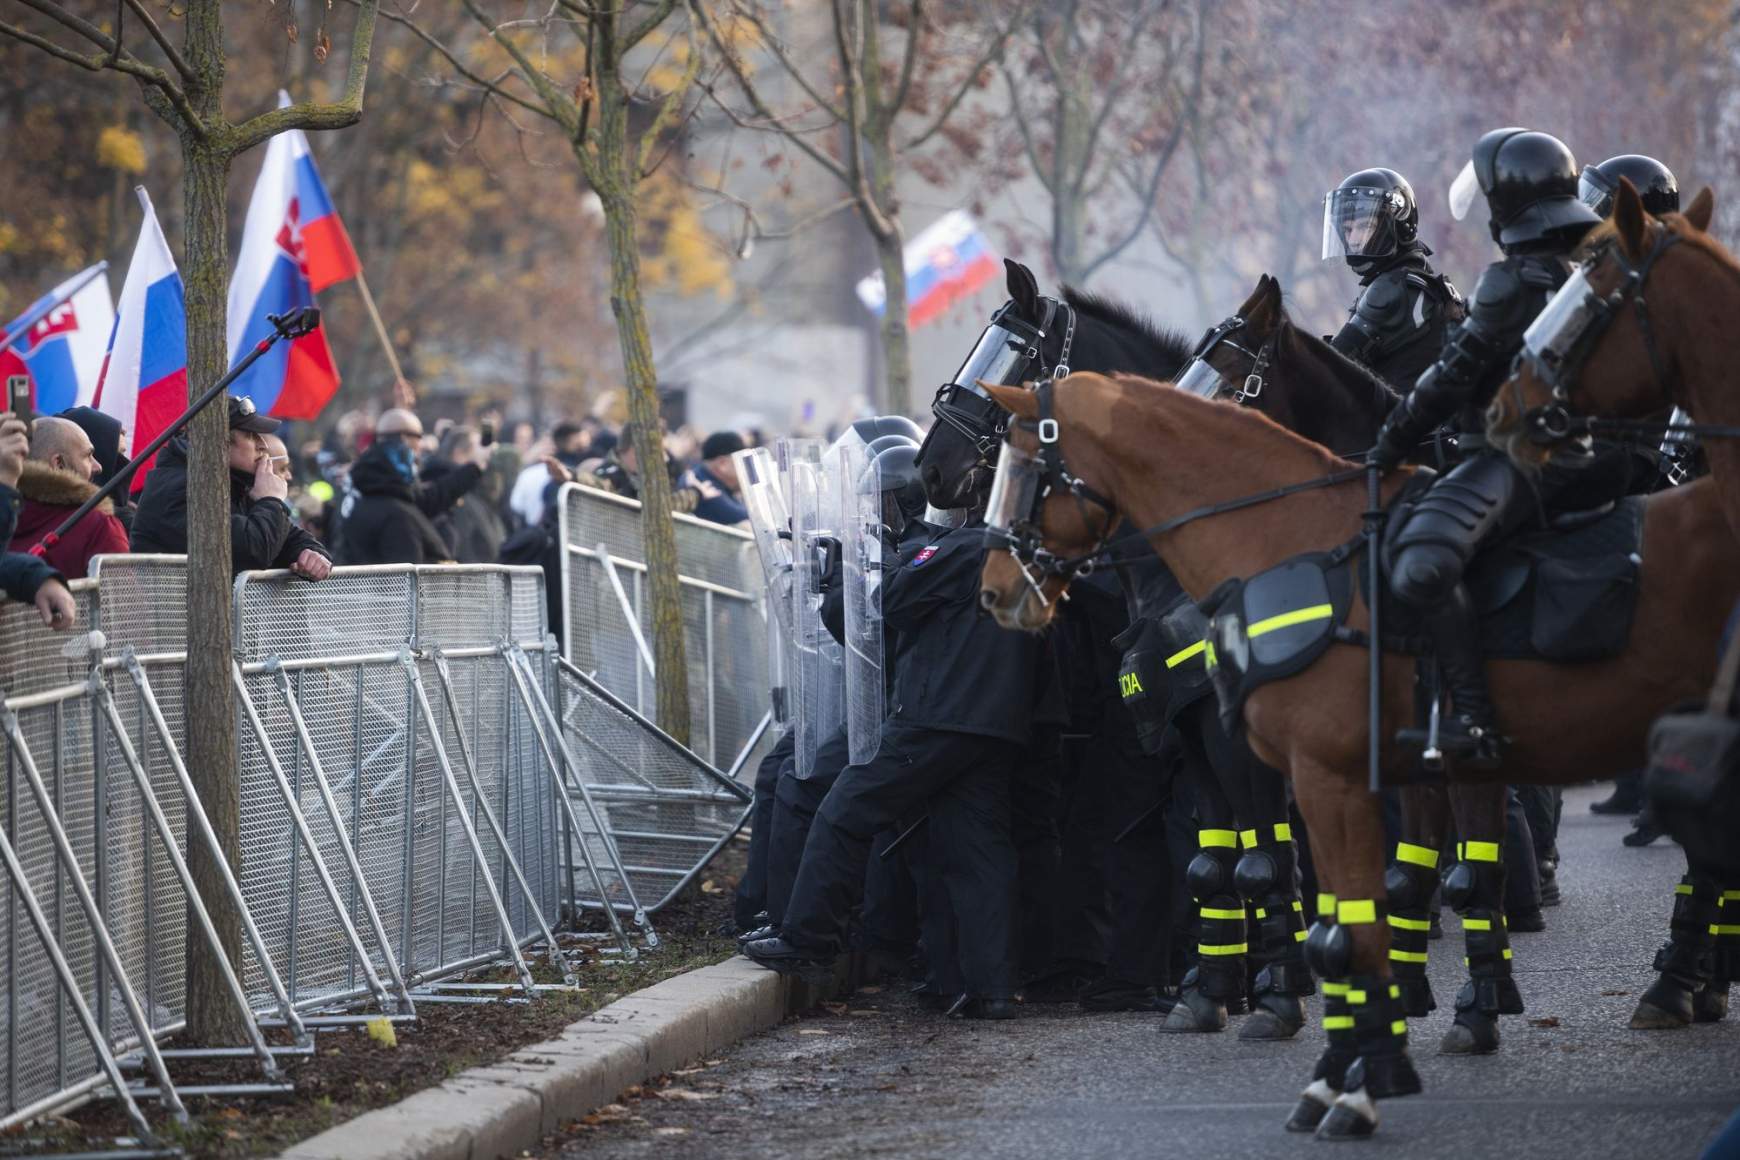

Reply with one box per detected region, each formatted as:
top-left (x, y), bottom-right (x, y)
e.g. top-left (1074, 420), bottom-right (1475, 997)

top-left (684, 430), bottom-right (750, 527)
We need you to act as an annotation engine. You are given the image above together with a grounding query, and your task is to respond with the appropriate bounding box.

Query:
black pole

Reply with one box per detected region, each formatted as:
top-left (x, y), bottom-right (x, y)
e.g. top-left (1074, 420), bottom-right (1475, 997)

top-left (1366, 465), bottom-right (1384, 793)
top-left (27, 307), bottom-right (321, 559)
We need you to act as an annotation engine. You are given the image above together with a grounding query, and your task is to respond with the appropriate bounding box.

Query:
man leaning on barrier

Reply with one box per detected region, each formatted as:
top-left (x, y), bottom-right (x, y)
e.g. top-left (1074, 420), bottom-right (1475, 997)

top-left (130, 396), bottom-right (333, 580)
top-left (0, 411), bottom-right (78, 629)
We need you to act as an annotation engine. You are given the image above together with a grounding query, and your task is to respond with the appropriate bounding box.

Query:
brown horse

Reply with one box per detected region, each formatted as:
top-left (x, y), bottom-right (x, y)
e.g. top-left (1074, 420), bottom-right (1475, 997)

top-left (1484, 178), bottom-right (1740, 539)
top-left (976, 371), bottom-right (1740, 1139)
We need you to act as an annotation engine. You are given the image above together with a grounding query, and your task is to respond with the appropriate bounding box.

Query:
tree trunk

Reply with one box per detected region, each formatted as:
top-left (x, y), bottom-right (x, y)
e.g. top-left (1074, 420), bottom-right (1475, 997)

top-left (870, 226), bottom-right (912, 415)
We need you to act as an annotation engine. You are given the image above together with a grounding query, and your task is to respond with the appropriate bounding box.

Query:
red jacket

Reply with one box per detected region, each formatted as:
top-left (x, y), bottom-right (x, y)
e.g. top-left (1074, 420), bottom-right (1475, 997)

top-left (7, 461), bottom-right (130, 580)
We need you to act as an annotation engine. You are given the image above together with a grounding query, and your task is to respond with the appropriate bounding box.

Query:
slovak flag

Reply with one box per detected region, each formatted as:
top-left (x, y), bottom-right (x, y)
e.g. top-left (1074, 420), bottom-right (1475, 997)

top-left (226, 91), bottom-right (360, 420)
top-left (92, 187), bottom-right (186, 493)
top-left (854, 210), bottom-right (1001, 328)
top-left (0, 263), bottom-right (115, 414)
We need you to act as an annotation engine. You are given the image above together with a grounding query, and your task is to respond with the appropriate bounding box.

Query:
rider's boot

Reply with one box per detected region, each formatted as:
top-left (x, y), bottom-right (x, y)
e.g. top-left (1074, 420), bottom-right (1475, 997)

top-left (1287, 894), bottom-right (1356, 1133)
top-left (1384, 844), bottom-right (1441, 1017)
top-left (1696, 889), bottom-right (1740, 1023)
top-left (1440, 839), bottom-right (1523, 1055)
top-left (1633, 874), bottom-right (1720, 1029)
top-left (1237, 825), bottom-right (1314, 1040)
top-left (1426, 586), bottom-right (1504, 769)
top-left (1164, 831), bottom-right (1241, 1033)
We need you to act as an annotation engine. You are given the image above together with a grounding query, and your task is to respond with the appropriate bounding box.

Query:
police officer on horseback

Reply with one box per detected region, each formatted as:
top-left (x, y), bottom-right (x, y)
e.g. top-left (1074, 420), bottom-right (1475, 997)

top-left (1323, 168), bottom-right (1465, 390)
top-left (1369, 129), bottom-right (1603, 765)
top-left (1579, 154), bottom-right (1680, 219)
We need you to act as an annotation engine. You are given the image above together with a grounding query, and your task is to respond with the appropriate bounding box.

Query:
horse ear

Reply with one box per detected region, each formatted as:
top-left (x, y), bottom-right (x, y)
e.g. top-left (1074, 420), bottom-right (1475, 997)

top-left (1613, 177), bottom-right (1649, 260)
top-left (981, 381), bottom-right (1039, 421)
top-left (1004, 259), bottom-right (1041, 315)
top-left (1239, 274), bottom-right (1280, 331)
top-left (1684, 187), bottom-right (1715, 233)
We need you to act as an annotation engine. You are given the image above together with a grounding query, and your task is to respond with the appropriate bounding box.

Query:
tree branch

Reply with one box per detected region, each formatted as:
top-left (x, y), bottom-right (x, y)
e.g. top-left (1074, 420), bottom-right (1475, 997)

top-left (887, 0), bottom-right (923, 118)
top-left (902, 0), bottom-right (1027, 151)
top-left (1079, 117), bottom-right (1183, 282)
top-left (623, 0), bottom-right (679, 51)
top-left (228, 0), bottom-right (382, 153)
top-left (637, 7), bottom-right (701, 178)
top-left (360, 2), bottom-right (550, 119)
top-left (461, 0), bottom-right (581, 135)
top-left (7, 0), bottom-right (205, 132)
top-left (721, 0), bottom-right (845, 122)
top-left (120, 0), bottom-right (190, 81)
top-left (1001, 66), bottom-right (1051, 196)
top-left (832, 0), bottom-right (895, 236)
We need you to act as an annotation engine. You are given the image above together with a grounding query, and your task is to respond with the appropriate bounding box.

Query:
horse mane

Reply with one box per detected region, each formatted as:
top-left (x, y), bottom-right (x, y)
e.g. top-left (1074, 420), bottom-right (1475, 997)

top-left (1104, 370), bottom-right (1352, 469)
top-left (1276, 319), bottom-right (1403, 418)
top-left (1062, 285), bottom-right (1196, 373)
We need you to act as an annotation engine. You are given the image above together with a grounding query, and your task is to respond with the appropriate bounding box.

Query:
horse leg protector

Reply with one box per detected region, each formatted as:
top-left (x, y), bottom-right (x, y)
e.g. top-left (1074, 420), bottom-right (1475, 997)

top-left (1385, 845), bottom-right (1439, 1017)
top-left (1697, 888), bottom-right (1740, 1024)
top-left (1317, 972), bottom-right (1422, 1140)
top-left (1443, 841), bottom-right (1521, 1054)
top-left (1241, 831), bottom-right (1313, 1041)
top-left (1634, 874), bottom-right (1721, 1029)
top-left (1167, 833), bottom-right (1241, 1032)
top-left (1287, 896), bottom-right (1355, 1134)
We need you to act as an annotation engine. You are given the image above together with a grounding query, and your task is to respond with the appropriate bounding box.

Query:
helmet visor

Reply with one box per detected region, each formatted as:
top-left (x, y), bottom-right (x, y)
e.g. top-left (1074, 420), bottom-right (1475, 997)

top-left (985, 441), bottom-right (1042, 535)
top-left (1321, 189), bottom-right (1400, 260)
top-left (1578, 165), bottom-right (1617, 219)
top-left (1174, 358), bottom-right (1228, 399)
top-left (1448, 159), bottom-right (1480, 222)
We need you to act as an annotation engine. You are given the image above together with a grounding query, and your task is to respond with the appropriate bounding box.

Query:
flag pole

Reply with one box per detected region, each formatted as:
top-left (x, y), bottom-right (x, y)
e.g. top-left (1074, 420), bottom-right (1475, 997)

top-left (352, 271), bottom-right (405, 385)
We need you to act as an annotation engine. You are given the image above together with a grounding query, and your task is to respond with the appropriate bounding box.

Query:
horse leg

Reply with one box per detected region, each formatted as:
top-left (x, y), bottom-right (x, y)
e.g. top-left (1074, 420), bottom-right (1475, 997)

top-left (1440, 782), bottom-right (1524, 1054)
top-left (1163, 703), bottom-right (1240, 1033)
top-left (1631, 845), bottom-right (1723, 1028)
top-left (1288, 760), bottom-right (1421, 1139)
top-left (1387, 786), bottom-right (1449, 1018)
top-left (1702, 884), bottom-right (1740, 1023)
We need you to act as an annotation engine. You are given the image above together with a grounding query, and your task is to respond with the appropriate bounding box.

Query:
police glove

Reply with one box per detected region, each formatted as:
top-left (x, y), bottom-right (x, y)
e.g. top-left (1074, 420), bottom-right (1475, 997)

top-left (1369, 424), bottom-right (1412, 474)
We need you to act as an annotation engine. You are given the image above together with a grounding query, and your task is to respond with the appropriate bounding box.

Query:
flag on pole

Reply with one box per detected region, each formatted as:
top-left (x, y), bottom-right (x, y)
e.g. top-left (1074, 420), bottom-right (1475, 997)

top-left (227, 92), bottom-right (360, 420)
top-left (93, 188), bottom-right (187, 493)
top-left (0, 263), bottom-right (115, 413)
top-left (854, 210), bottom-right (1001, 328)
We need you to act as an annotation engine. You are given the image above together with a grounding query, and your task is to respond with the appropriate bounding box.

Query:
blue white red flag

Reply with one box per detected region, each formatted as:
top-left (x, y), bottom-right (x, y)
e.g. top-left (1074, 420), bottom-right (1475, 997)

top-left (0, 263), bottom-right (115, 414)
top-left (226, 92), bottom-right (360, 420)
top-left (855, 210), bottom-right (1000, 327)
top-left (92, 188), bottom-right (186, 493)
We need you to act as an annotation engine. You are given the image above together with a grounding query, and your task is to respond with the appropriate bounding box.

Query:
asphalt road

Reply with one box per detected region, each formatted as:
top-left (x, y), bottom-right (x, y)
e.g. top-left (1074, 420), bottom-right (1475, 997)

top-left (544, 786), bottom-right (1740, 1160)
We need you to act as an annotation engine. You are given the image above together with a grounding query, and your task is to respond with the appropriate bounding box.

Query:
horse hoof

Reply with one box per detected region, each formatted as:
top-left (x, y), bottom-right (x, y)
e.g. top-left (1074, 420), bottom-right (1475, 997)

top-left (1694, 986), bottom-right (1730, 1024)
top-left (1439, 1018), bottom-right (1499, 1055)
top-left (1241, 994), bottom-right (1305, 1040)
top-left (1316, 1088), bottom-right (1379, 1141)
top-left (1284, 1079), bottom-right (1336, 1133)
top-left (1630, 998), bottom-right (1693, 1030)
top-left (1160, 989), bottom-right (1228, 1033)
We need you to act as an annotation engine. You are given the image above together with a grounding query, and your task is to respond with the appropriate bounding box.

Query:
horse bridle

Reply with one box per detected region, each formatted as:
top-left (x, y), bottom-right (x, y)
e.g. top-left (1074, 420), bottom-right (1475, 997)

top-left (1177, 313), bottom-right (1275, 404)
top-left (928, 297), bottom-right (1078, 459)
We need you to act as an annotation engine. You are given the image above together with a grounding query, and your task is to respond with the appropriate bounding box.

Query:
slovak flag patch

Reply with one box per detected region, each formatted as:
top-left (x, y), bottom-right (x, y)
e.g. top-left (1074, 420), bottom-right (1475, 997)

top-left (910, 545), bottom-right (940, 567)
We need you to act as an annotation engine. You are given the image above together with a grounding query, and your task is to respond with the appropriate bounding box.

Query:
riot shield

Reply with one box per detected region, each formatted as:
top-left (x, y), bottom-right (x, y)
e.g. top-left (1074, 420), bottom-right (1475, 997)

top-left (787, 441), bottom-right (846, 779)
top-left (834, 437), bottom-right (885, 765)
top-left (735, 446), bottom-right (793, 724)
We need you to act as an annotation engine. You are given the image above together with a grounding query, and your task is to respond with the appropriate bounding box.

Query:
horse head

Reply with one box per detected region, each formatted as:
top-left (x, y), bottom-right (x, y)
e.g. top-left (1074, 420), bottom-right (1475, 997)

top-left (1486, 177), bottom-right (1718, 470)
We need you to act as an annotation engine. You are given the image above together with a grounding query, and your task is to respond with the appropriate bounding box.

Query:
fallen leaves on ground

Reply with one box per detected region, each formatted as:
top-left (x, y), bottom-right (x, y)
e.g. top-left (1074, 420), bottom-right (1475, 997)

top-left (1529, 1017), bottom-right (1561, 1028)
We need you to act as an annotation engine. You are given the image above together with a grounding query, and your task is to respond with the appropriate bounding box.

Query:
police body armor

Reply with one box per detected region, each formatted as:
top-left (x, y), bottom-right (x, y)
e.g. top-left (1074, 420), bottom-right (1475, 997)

top-left (1331, 252), bottom-right (1465, 393)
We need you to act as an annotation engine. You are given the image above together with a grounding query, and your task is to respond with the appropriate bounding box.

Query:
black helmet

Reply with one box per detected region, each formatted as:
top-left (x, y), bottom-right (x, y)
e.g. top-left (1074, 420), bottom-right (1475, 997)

top-left (1580, 154), bottom-right (1679, 219)
top-left (1322, 168), bottom-right (1418, 268)
top-left (866, 432), bottom-right (918, 459)
top-left (860, 444), bottom-right (928, 527)
top-left (851, 415), bottom-right (924, 445)
top-left (1451, 128), bottom-right (1600, 249)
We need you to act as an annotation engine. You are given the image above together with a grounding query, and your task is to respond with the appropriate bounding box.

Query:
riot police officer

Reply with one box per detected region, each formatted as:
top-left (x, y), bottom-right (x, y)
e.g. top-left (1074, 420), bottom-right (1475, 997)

top-left (1579, 153), bottom-right (1680, 219)
top-left (1323, 168), bottom-right (1465, 390)
top-left (1370, 128), bottom-right (1602, 765)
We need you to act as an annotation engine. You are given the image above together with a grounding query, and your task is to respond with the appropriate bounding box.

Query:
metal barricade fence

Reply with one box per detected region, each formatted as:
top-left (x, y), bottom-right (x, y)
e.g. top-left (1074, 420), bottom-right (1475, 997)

top-left (556, 483), bottom-right (771, 771)
top-left (0, 557), bottom-right (707, 1134)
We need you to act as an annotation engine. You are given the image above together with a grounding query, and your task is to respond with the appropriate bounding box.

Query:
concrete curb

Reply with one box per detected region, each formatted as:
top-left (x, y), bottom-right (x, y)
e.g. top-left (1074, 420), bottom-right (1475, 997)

top-left (275, 956), bottom-right (842, 1160)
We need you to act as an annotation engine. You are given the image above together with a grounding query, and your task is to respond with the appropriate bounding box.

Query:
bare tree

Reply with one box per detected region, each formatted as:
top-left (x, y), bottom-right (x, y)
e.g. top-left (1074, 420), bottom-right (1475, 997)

top-left (0, 0), bottom-right (381, 1043)
top-left (692, 0), bottom-right (1025, 415)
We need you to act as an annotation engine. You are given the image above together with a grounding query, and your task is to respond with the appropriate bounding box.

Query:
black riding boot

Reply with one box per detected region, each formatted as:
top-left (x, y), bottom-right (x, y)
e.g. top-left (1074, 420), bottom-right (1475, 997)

top-left (1633, 874), bottom-right (1721, 1028)
top-left (1424, 586), bottom-right (1503, 768)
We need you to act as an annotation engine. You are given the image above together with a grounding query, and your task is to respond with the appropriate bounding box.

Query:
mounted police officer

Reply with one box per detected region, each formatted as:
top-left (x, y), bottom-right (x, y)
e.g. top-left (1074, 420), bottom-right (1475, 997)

top-left (1369, 129), bottom-right (1602, 765)
top-left (1323, 168), bottom-right (1465, 391)
top-left (1579, 154), bottom-right (1680, 219)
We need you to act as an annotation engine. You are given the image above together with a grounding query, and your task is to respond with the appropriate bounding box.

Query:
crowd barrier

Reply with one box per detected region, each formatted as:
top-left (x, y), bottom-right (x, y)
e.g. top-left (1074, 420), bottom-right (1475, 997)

top-left (0, 556), bottom-right (751, 1139)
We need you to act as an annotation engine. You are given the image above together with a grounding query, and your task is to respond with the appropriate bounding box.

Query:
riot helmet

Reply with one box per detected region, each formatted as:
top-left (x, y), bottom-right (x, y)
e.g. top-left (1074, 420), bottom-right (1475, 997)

top-left (1322, 168), bottom-right (1418, 269)
top-left (851, 415), bottom-right (924, 445)
top-left (860, 444), bottom-right (928, 537)
top-left (866, 432), bottom-right (918, 459)
top-left (1448, 128), bottom-right (1599, 249)
top-left (1579, 154), bottom-right (1679, 219)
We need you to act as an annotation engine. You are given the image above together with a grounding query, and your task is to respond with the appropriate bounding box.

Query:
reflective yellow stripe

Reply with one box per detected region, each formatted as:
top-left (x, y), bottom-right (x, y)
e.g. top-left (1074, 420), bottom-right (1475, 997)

top-left (1715, 925), bottom-right (1740, 935)
top-left (1676, 883), bottom-right (1694, 895)
top-left (1322, 1015), bottom-right (1355, 1030)
top-left (1345, 989), bottom-right (1368, 1005)
top-left (1255, 908), bottom-right (1268, 919)
top-left (1337, 899), bottom-right (1378, 925)
top-left (1391, 1019), bottom-right (1408, 1036)
top-left (1274, 822), bottom-right (1294, 843)
top-left (1723, 890), bottom-right (1740, 902)
top-left (1199, 829), bottom-right (1238, 849)
top-left (1205, 640), bottom-right (1217, 669)
top-left (1166, 640), bottom-right (1207, 668)
top-left (1247, 603), bottom-right (1334, 638)
top-left (1294, 929), bottom-right (1308, 942)
top-left (1240, 829), bottom-right (1259, 849)
top-left (1503, 948), bottom-right (1513, 960)
top-left (1464, 917), bottom-right (1493, 931)
top-left (1317, 892), bottom-right (1338, 918)
top-left (1388, 915), bottom-right (1431, 932)
top-left (1389, 949), bottom-right (1428, 963)
top-left (1200, 907), bottom-right (1245, 921)
top-left (1389, 984), bottom-right (1401, 999)
top-left (1198, 942), bottom-right (1248, 956)
top-left (1396, 843), bottom-right (1440, 869)
top-left (1321, 982), bottom-right (1349, 996)
top-left (1461, 840), bottom-right (1501, 863)
top-left (1292, 900), bottom-right (1304, 912)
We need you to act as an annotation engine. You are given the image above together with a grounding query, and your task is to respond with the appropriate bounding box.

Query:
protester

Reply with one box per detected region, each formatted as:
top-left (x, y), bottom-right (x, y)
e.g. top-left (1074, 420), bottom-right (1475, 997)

top-left (130, 396), bottom-right (333, 579)
top-left (425, 425), bottom-right (507, 563)
top-left (0, 412), bottom-right (77, 629)
top-left (510, 419), bottom-right (586, 528)
top-left (6, 416), bottom-right (129, 580)
top-left (57, 406), bottom-right (135, 532)
top-left (333, 407), bottom-right (484, 566)
top-left (684, 431), bottom-right (751, 526)
top-left (592, 421), bottom-right (700, 512)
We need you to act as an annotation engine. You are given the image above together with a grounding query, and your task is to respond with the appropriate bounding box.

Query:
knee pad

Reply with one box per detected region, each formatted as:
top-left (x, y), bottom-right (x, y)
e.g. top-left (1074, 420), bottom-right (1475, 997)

top-left (1441, 861), bottom-right (1476, 911)
top-left (1186, 851), bottom-right (1229, 899)
top-left (1234, 850), bottom-right (1279, 899)
top-left (1384, 858), bottom-right (1437, 913)
top-left (1303, 920), bottom-right (1352, 979)
top-left (1391, 543), bottom-right (1461, 608)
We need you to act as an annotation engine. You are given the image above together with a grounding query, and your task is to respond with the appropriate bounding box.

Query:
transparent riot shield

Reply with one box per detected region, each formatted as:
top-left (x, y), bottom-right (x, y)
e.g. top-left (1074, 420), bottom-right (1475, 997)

top-left (736, 446), bottom-right (793, 724)
top-left (833, 436), bottom-right (885, 765)
top-left (788, 442), bottom-right (846, 779)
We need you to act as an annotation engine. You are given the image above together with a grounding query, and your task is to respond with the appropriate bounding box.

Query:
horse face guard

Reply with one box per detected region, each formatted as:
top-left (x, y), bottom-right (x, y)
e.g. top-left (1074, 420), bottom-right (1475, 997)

top-left (1505, 225), bottom-right (1681, 446)
top-left (921, 297), bottom-right (1079, 469)
top-left (982, 377), bottom-right (1118, 604)
top-left (1174, 314), bottom-right (1274, 404)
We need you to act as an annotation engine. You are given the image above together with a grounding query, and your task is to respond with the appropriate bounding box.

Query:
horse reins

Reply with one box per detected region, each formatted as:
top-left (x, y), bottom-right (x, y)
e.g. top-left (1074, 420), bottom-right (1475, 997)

top-left (930, 298), bottom-right (1079, 458)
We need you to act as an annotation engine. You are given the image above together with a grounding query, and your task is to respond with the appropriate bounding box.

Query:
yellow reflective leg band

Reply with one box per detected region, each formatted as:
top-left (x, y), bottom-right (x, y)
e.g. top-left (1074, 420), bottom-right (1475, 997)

top-left (1345, 989), bottom-right (1367, 1005)
top-left (1714, 925), bottom-right (1740, 936)
top-left (1317, 892), bottom-right (1337, 919)
top-left (1321, 981), bottom-right (1349, 996)
top-left (1395, 842), bottom-right (1440, 868)
top-left (1199, 829), bottom-right (1238, 849)
top-left (1294, 929), bottom-right (1308, 942)
top-left (1391, 1020), bottom-right (1409, 1036)
top-left (1322, 1015), bottom-right (1355, 1031)
top-left (1388, 915), bottom-right (1431, 932)
top-left (1389, 984), bottom-right (1401, 999)
top-left (1273, 822), bottom-right (1294, 843)
top-left (1247, 604), bottom-right (1335, 638)
top-left (1503, 948), bottom-right (1514, 960)
top-left (1337, 899), bottom-right (1378, 925)
top-left (1240, 829), bottom-right (1259, 849)
top-left (1676, 883), bottom-right (1694, 895)
top-left (1200, 907), bottom-right (1246, 921)
top-left (1390, 950), bottom-right (1429, 964)
top-left (1166, 640), bottom-right (1207, 669)
top-left (1463, 917), bottom-right (1493, 931)
top-left (1461, 840), bottom-right (1501, 863)
top-left (1723, 890), bottom-right (1740, 902)
top-left (1199, 942), bottom-right (1249, 956)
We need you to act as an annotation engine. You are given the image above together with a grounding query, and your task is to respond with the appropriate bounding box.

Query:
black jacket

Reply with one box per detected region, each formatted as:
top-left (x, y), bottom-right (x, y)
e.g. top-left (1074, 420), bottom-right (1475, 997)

top-left (423, 456), bottom-right (506, 564)
top-left (335, 442), bottom-right (481, 566)
top-left (882, 523), bottom-right (1044, 745)
top-left (0, 482), bottom-right (60, 603)
top-left (1331, 245), bottom-right (1465, 392)
top-left (130, 438), bottom-right (328, 572)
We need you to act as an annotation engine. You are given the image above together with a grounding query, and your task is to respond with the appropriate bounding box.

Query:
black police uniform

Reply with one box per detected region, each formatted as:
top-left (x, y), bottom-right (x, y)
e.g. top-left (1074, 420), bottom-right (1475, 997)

top-left (1331, 242), bottom-right (1464, 392)
top-left (767, 520), bottom-right (1041, 1002)
top-left (734, 729), bottom-right (795, 932)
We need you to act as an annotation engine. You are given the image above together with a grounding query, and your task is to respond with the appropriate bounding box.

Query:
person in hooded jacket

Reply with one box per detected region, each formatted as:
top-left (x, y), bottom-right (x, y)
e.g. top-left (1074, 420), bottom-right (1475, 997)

top-left (8, 417), bottom-right (129, 579)
top-left (57, 406), bottom-right (135, 532)
top-left (130, 396), bottom-right (332, 579)
top-left (334, 408), bottom-right (485, 566)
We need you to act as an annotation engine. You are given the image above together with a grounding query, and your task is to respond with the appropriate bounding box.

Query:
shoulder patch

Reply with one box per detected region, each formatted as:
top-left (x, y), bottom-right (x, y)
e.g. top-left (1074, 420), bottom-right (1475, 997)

top-left (910, 545), bottom-right (940, 567)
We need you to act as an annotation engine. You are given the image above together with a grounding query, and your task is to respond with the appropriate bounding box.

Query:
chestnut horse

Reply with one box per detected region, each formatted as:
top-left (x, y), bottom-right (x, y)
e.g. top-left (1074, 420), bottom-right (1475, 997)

top-left (1484, 178), bottom-right (1740, 539)
top-left (976, 372), bottom-right (1740, 1139)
